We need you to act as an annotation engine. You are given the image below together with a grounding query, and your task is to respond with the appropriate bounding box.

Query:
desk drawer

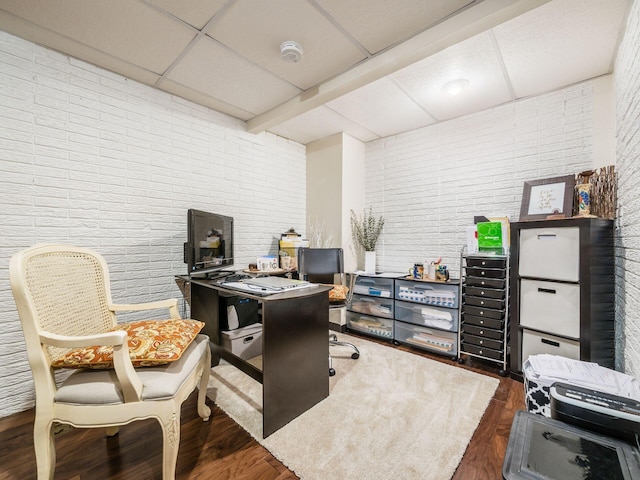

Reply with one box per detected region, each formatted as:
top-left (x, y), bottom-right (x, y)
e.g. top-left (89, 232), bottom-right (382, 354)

top-left (349, 294), bottom-right (393, 319)
top-left (394, 299), bottom-right (458, 332)
top-left (346, 311), bottom-right (393, 339)
top-left (394, 321), bottom-right (457, 356)
top-left (395, 279), bottom-right (459, 308)
top-left (352, 276), bottom-right (394, 298)
top-left (520, 279), bottom-right (580, 338)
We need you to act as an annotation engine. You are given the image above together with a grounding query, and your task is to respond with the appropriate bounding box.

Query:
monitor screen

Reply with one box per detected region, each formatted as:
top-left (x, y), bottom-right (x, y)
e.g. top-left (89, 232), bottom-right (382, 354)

top-left (185, 209), bottom-right (233, 276)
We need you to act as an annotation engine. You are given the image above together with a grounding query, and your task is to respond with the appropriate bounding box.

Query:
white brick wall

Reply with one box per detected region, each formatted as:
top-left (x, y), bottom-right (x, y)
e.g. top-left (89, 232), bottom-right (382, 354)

top-left (0, 32), bottom-right (306, 417)
top-left (366, 83), bottom-right (595, 275)
top-left (615, 0), bottom-right (640, 376)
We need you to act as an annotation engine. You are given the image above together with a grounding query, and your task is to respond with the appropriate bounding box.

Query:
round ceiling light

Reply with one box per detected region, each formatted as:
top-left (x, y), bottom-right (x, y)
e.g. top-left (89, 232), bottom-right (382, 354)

top-left (442, 78), bottom-right (470, 96)
top-left (280, 41), bottom-right (304, 63)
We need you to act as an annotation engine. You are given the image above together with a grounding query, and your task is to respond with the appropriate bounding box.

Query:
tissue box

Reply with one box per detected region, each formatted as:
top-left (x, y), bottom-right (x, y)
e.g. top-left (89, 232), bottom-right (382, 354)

top-left (220, 323), bottom-right (262, 360)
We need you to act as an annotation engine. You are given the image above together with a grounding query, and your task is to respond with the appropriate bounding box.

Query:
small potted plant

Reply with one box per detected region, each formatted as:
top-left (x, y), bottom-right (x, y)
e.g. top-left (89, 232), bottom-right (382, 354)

top-left (350, 207), bottom-right (385, 273)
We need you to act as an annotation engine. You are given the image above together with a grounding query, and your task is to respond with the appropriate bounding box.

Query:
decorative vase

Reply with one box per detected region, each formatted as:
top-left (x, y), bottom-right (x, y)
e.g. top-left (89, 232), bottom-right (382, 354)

top-left (576, 183), bottom-right (592, 216)
top-left (364, 251), bottom-right (376, 274)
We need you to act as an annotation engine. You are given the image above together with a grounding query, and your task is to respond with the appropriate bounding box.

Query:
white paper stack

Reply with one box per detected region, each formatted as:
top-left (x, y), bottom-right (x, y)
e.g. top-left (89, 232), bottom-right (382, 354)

top-left (525, 354), bottom-right (640, 400)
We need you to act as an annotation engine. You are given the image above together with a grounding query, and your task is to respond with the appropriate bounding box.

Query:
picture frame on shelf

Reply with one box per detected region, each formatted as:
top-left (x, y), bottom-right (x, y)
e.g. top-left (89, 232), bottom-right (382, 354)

top-left (519, 175), bottom-right (575, 221)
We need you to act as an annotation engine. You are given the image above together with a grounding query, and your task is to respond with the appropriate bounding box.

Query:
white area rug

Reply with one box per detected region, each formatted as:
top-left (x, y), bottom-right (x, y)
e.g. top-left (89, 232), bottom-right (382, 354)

top-left (207, 333), bottom-right (499, 480)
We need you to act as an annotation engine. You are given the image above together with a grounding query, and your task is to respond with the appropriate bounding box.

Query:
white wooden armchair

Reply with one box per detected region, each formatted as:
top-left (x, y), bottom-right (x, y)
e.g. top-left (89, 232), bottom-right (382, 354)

top-left (9, 244), bottom-right (211, 479)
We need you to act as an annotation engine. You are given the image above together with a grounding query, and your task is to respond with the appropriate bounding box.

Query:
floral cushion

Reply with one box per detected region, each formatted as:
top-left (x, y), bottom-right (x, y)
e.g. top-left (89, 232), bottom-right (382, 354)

top-left (328, 284), bottom-right (349, 302)
top-left (51, 319), bottom-right (205, 369)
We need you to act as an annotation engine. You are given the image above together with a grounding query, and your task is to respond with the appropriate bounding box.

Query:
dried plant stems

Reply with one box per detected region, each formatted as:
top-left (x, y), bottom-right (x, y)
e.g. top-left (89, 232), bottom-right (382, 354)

top-left (350, 207), bottom-right (385, 251)
top-left (575, 165), bottom-right (616, 219)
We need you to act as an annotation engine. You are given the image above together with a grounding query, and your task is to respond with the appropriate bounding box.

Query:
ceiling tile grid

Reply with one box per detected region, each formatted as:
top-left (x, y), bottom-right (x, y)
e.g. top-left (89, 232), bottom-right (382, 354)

top-left (0, 0), bottom-right (632, 145)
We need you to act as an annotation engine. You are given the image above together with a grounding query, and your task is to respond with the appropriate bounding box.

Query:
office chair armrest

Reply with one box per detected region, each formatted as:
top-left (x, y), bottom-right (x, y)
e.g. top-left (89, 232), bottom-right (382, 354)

top-left (40, 330), bottom-right (143, 402)
top-left (110, 299), bottom-right (180, 319)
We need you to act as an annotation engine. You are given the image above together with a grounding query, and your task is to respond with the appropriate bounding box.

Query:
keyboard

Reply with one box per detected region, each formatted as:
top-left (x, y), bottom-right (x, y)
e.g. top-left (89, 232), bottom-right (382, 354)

top-left (222, 273), bottom-right (252, 283)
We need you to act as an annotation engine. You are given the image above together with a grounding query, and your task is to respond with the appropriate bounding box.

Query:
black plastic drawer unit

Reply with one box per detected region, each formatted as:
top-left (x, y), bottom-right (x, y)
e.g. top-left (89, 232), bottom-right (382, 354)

top-left (459, 252), bottom-right (510, 375)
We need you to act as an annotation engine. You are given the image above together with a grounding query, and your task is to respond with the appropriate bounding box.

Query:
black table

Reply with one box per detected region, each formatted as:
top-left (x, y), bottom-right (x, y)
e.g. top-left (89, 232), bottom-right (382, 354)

top-left (181, 276), bottom-right (331, 437)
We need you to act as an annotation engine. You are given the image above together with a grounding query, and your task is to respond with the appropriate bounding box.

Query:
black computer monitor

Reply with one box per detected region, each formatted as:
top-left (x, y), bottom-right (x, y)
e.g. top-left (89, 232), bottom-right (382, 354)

top-left (184, 209), bottom-right (233, 277)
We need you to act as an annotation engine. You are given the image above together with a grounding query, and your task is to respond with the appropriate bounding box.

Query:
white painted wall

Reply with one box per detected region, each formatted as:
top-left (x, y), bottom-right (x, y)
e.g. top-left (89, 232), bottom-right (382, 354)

top-left (341, 134), bottom-right (366, 273)
top-left (593, 75), bottom-right (617, 168)
top-left (0, 32), bottom-right (306, 417)
top-left (306, 133), bottom-right (366, 273)
top-left (306, 134), bottom-right (343, 248)
top-left (366, 81), bottom-right (598, 276)
top-left (614, 0), bottom-right (640, 375)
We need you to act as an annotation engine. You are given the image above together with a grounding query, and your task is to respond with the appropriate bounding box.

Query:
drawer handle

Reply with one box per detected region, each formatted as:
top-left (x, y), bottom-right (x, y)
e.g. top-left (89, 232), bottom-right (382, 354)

top-left (243, 336), bottom-right (254, 344)
top-left (538, 288), bottom-right (557, 294)
top-left (537, 234), bottom-right (557, 240)
top-left (541, 338), bottom-right (560, 347)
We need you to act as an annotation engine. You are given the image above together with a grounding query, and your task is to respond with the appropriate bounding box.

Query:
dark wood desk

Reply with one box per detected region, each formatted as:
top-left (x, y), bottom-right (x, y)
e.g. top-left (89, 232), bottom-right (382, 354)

top-left (183, 276), bottom-right (331, 437)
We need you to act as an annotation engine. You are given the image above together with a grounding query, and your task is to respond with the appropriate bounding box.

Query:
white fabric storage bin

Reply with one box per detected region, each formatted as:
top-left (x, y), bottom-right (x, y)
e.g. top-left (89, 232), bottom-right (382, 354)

top-left (522, 329), bottom-right (580, 363)
top-left (220, 323), bottom-right (262, 360)
top-left (520, 279), bottom-right (580, 338)
top-left (519, 227), bottom-right (580, 281)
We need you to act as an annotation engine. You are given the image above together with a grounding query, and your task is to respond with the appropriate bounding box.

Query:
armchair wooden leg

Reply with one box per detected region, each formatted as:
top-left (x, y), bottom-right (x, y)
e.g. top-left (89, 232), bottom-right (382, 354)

top-left (105, 426), bottom-right (120, 437)
top-left (197, 350), bottom-right (211, 421)
top-left (33, 415), bottom-right (55, 480)
top-left (160, 410), bottom-right (181, 480)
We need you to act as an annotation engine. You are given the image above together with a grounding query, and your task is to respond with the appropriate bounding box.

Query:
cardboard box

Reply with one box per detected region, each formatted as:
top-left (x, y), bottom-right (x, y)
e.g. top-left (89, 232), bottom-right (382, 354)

top-left (220, 323), bottom-right (262, 360)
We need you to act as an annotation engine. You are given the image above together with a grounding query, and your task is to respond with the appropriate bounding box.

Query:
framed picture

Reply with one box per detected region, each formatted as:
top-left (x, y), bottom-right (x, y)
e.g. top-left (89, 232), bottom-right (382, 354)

top-left (519, 175), bottom-right (575, 221)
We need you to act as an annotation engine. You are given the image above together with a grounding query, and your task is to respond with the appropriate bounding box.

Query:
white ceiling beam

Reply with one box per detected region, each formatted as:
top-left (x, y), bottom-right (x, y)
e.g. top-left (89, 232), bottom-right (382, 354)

top-left (247, 0), bottom-right (552, 135)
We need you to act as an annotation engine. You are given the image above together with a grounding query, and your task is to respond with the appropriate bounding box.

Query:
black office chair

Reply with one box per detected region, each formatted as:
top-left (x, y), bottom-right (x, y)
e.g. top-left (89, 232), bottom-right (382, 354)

top-left (297, 247), bottom-right (360, 376)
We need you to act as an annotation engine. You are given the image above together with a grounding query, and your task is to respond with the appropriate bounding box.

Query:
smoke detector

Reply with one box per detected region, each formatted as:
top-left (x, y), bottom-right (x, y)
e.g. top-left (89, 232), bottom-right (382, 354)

top-left (280, 41), bottom-right (303, 63)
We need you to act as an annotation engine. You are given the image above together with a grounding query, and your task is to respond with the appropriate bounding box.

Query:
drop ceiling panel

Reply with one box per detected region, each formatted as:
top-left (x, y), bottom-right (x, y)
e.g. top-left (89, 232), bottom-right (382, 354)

top-left (0, 0), bottom-right (630, 145)
top-left (315, 0), bottom-right (477, 54)
top-left (205, 0), bottom-right (366, 90)
top-left (165, 36), bottom-right (301, 115)
top-left (0, 11), bottom-right (162, 87)
top-left (0, 0), bottom-right (196, 74)
top-left (270, 106), bottom-right (380, 145)
top-left (145, 0), bottom-right (229, 30)
top-left (393, 31), bottom-right (513, 121)
top-left (160, 79), bottom-right (255, 121)
top-left (494, 0), bottom-right (630, 98)
top-left (328, 77), bottom-right (436, 138)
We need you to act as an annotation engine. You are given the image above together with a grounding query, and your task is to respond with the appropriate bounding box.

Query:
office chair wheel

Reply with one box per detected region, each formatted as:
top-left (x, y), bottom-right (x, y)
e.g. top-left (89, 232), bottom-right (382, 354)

top-left (351, 353), bottom-right (360, 359)
top-left (329, 368), bottom-right (336, 377)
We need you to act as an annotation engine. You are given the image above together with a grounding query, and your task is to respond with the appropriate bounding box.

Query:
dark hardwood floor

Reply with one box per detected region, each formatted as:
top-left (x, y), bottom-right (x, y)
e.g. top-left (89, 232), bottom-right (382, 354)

top-left (0, 335), bottom-right (524, 480)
